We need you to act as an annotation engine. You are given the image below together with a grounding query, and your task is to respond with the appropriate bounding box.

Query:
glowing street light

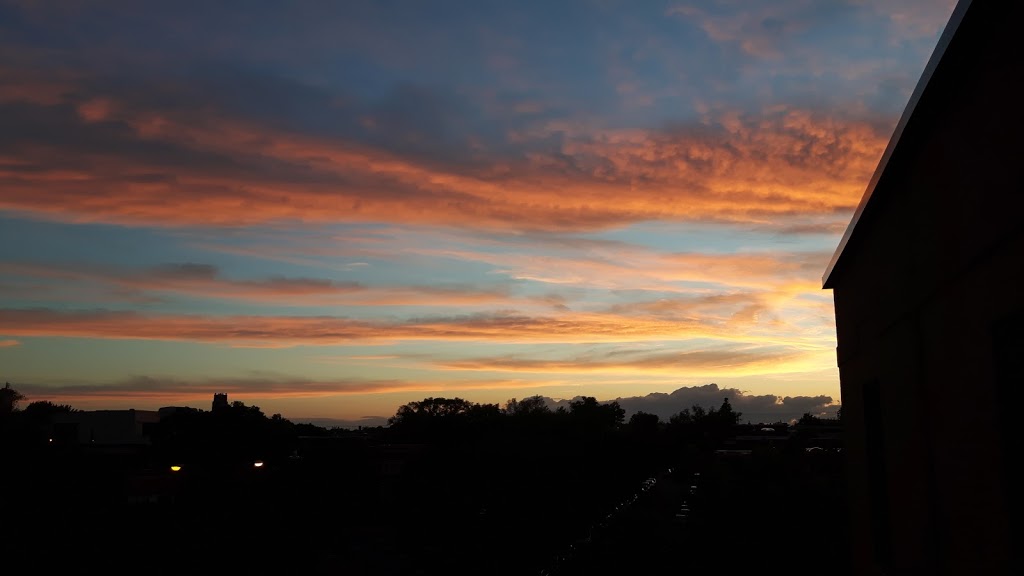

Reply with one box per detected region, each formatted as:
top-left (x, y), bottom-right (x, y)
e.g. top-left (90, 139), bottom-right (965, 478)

top-left (170, 465), bottom-right (182, 472)
top-left (253, 460), bottom-right (265, 468)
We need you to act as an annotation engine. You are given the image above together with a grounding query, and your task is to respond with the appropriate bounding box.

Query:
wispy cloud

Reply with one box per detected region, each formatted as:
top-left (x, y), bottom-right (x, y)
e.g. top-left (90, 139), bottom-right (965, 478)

top-left (435, 345), bottom-right (815, 377)
top-left (13, 375), bottom-right (565, 403)
top-left (852, 0), bottom-right (958, 39)
top-left (669, 0), bottom-right (955, 56)
top-left (0, 306), bottom-right (816, 348)
top-left (417, 245), bottom-right (832, 293)
top-left (0, 339), bottom-right (20, 348)
top-left (0, 261), bottom-right (516, 307)
top-left (668, 2), bottom-right (819, 59)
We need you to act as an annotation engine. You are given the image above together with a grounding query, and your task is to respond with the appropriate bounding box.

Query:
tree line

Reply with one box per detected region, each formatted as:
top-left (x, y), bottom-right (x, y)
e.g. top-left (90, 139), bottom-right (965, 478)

top-left (3, 381), bottom-right (744, 447)
top-left (386, 393), bottom-right (742, 447)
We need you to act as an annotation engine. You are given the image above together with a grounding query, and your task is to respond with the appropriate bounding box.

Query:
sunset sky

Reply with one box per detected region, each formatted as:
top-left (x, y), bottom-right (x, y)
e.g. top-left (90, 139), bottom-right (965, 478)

top-left (0, 0), bottom-right (956, 424)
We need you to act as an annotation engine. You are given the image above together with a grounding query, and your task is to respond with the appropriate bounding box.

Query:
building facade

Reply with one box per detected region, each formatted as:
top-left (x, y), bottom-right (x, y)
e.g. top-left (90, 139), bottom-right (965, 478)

top-left (824, 1), bottom-right (1022, 573)
top-left (52, 409), bottom-right (161, 445)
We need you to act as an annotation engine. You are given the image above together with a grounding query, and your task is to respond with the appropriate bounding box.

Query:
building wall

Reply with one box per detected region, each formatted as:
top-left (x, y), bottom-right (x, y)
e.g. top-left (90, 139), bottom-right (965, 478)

top-left (830, 3), bottom-right (1023, 573)
top-left (53, 409), bottom-right (161, 445)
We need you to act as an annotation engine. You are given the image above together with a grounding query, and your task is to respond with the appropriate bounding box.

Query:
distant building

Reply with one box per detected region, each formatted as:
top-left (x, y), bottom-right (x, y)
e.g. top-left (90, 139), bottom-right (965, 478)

top-left (212, 393), bottom-right (229, 411)
top-left (52, 409), bottom-right (160, 445)
top-left (157, 406), bottom-right (191, 419)
top-left (823, 1), bottom-right (1020, 573)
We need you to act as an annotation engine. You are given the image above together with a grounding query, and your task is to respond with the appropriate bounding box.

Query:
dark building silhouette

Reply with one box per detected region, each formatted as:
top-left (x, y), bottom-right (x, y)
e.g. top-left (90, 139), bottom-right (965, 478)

top-left (51, 409), bottom-right (160, 445)
top-left (157, 405), bottom-right (189, 418)
top-left (212, 393), bottom-right (229, 411)
top-left (823, 1), bottom-right (1022, 573)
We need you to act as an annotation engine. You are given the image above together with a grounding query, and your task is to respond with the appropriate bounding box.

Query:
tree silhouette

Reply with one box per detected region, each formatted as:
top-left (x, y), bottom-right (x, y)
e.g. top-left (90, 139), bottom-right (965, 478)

top-left (386, 397), bottom-right (486, 441)
top-left (568, 396), bottom-right (625, 432)
top-left (23, 400), bottom-right (78, 418)
top-left (465, 402), bottom-right (503, 436)
top-left (669, 404), bottom-right (707, 426)
top-left (716, 397), bottom-right (741, 426)
top-left (1, 383), bottom-right (25, 415)
top-left (229, 400), bottom-right (265, 419)
top-left (628, 411), bottom-right (660, 436)
top-left (669, 408), bottom-right (693, 426)
top-left (389, 397), bottom-right (476, 425)
top-left (505, 395), bottom-right (550, 417)
top-left (798, 412), bottom-right (822, 426)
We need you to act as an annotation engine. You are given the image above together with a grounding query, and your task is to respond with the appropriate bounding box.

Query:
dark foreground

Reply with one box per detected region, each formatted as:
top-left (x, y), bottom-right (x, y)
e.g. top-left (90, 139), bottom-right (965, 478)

top-left (3, 394), bottom-right (846, 574)
top-left (6, 440), bottom-right (845, 575)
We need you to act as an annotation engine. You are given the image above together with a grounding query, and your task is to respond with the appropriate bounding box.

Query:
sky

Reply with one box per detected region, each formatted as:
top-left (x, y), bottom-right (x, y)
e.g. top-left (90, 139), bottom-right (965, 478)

top-left (0, 0), bottom-right (957, 425)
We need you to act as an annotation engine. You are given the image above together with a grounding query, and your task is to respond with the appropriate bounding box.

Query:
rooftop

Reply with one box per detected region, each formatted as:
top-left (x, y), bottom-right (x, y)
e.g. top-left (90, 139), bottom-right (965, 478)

top-left (822, 0), bottom-right (972, 288)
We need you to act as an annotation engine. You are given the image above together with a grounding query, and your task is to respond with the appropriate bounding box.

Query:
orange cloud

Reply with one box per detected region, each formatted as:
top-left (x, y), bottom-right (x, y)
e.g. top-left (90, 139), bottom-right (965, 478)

top-left (15, 375), bottom-right (567, 404)
top-left (76, 98), bottom-right (115, 122)
top-left (0, 339), bottom-right (20, 348)
top-left (0, 248), bottom-right (837, 352)
top-left (435, 346), bottom-right (812, 376)
top-left (0, 261), bottom-right (516, 307)
top-left (0, 76), bottom-right (886, 232)
top-left (415, 246), bottom-right (830, 295)
top-left (0, 306), bottom-right (813, 348)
